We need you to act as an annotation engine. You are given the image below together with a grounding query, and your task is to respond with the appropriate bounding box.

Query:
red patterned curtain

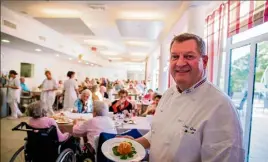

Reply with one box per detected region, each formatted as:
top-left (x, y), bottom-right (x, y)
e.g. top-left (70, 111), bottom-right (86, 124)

top-left (205, 3), bottom-right (227, 84)
top-left (228, 0), bottom-right (268, 37)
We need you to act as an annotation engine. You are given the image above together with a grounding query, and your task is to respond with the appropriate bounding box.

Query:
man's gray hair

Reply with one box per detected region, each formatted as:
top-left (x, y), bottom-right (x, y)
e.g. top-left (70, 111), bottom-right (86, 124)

top-left (28, 101), bottom-right (47, 119)
top-left (170, 33), bottom-right (206, 56)
top-left (93, 101), bottom-right (108, 116)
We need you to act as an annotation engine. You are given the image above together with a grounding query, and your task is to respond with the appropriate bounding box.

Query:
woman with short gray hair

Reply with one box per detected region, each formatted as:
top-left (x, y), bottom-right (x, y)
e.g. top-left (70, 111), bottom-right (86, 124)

top-left (28, 101), bottom-right (70, 142)
top-left (73, 101), bottom-right (117, 148)
top-left (73, 89), bottom-right (93, 113)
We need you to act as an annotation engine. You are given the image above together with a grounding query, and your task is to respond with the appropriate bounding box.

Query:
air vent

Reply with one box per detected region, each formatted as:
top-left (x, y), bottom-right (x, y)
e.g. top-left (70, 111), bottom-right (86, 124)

top-left (38, 36), bottom-right (46, 41)
top-left (88, 4), bottom-right (106, 11)
top-left (3, 19), bottom-right (17, 29)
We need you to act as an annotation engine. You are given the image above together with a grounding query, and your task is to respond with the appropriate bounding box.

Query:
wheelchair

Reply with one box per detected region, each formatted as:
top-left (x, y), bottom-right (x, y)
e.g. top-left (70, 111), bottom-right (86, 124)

top-left (10, 122), bottom-right (95, 162)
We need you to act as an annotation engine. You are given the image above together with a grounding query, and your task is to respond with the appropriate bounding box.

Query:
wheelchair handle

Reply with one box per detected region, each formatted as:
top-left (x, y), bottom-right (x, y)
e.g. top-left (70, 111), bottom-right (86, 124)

top-left (12, 122), bottom-right (28, 131)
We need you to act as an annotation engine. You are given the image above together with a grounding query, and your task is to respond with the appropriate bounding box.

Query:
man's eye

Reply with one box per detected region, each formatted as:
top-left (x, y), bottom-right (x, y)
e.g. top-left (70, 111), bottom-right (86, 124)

top-left (171, 55), bottom-right (179, 60)
top-left (185, 55), bottom-right (194, 59)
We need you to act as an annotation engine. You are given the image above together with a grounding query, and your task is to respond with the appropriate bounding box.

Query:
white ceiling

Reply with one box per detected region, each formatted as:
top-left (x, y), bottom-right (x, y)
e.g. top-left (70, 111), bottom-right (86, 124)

top-left (1, 32), bottom-right (99, 66)
top-left (1, 1), bottom-right (182, 65)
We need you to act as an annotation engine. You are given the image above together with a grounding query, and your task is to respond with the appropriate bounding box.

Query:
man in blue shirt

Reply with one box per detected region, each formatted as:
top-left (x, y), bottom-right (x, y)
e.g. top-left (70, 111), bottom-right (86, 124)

top-left (20, 77), bottom-right (30, 92)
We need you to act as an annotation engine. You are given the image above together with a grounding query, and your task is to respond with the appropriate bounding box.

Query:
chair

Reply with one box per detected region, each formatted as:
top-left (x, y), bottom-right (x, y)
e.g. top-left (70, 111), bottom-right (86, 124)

top-left (10, 122), bottom-right (77, 162)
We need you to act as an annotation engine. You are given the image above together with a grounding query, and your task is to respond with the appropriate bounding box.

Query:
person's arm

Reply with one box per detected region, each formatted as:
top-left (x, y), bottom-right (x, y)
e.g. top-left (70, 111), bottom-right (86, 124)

top-left (122, 131), bottom-right (151, 149)
top-left (201, 101), bottom-right (245, 162)
top-left (51, 79), bottom-right (58, 91)
top-left (73, 119), bottom-right (89, 135)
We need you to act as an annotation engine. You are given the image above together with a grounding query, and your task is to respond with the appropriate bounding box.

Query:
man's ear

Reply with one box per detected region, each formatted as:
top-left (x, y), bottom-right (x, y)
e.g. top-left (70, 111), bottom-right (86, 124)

top-left (202, 55), bottom-right (208, 69)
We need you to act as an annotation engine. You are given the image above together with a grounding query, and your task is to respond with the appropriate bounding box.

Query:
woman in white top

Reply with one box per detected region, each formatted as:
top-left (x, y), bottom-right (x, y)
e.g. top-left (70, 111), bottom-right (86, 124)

top-left (6, 70), bottom-right (22, 119)
top-left (63, 71), bottom-right (78, 110)
top-left (39, 70), bottom-right (58, 116)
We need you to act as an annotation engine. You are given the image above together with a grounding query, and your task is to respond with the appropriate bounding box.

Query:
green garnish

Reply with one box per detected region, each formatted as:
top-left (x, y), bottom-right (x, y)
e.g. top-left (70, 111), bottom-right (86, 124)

top-left (112, 142), bottom-right (137, 160)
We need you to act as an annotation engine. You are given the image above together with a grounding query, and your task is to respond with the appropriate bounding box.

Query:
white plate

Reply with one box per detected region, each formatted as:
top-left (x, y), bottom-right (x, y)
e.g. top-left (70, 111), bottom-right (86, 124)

top-left (56, 119), bottom-right (73, 124)
top-left (101, 138), bottom-right (146, 162)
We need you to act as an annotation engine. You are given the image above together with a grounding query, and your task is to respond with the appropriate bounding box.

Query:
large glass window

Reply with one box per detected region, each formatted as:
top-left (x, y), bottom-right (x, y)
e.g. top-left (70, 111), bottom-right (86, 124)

top-left (249, 41), bottom-right (268, 162)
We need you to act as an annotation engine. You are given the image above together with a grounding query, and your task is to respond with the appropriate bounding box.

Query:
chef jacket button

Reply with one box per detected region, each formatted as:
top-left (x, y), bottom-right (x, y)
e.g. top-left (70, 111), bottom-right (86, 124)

top-left (160, 110), bottom-right (163, 112)
top-left (152, 130), bottom-right (155, 133)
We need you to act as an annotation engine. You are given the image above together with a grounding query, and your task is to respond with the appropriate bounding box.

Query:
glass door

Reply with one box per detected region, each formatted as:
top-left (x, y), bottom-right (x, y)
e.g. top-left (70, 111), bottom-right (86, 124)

top-left (228, 45), bottom-right (251, 132)
top-left (249, 41), bottom-right (268, 162)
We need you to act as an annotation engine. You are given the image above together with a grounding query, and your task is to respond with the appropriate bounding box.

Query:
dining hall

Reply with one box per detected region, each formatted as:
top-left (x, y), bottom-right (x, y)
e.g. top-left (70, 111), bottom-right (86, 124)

top-left (0, 1), bottom-right (268, 162)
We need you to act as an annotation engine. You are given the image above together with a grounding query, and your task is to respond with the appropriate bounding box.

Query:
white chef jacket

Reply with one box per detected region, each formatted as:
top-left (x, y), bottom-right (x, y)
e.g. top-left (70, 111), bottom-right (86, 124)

top-left (144, 79), bottom-right (244, 162)
top-left (7, 77), bottom-right (21, 103)
top-left (40, 78), bottom-right (58, 104)
top-left (63, 78), bottom-right (78, 108)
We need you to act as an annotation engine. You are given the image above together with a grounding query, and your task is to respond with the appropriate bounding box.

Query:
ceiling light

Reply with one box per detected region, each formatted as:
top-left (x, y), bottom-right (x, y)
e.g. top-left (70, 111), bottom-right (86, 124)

top-left (35, 49), bottom-right (42, 52)
top-left (90, 64), bottom-right (94, 66)
top-left (108, 57), bottom-right (122, 60)
top-left (56, 54), bottom-right (59, 57)
top-left (119, 11), bottom-right (163, 20)
top-left (101, 51), bottom-right (119, 56)
top-left (130, 52), bottom-right (146, 56)
top-left (86, 62), bottom-right (89, 65)
top-left (42, 8), bottom-right (81, 16)
top-left (78, 60), bottom-right (81, 63)
top-left (69, 58), bottom-right (72, 60)
top-left (1, 39), bottom-right (10, 43)
top-left (125, 41), bottom-right (152, 46)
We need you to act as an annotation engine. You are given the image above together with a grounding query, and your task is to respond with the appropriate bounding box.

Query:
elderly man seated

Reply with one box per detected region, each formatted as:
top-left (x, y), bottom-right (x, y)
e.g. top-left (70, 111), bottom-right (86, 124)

top-left (73, 101), bottom-right (117, 149)
top-left (73, 89), bottom-right (93, 113)
top-left (20, 77), bottom-right (30, 93)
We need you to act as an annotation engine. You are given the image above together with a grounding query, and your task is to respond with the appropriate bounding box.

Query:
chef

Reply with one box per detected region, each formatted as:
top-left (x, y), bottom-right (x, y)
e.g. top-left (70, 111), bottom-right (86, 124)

top-left (6, 70), bottom-right (23, 119)
top-left (129, 33), bottom-right (245, 161)
top-left (39, 70), bottom-right (58, 116)
top-left (63, 71), bottom-right (79, 110)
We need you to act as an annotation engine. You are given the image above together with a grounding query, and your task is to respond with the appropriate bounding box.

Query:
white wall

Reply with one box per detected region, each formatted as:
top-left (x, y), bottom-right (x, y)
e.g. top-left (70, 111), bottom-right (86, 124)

top-left (1, 46), bottom-right (127, 90)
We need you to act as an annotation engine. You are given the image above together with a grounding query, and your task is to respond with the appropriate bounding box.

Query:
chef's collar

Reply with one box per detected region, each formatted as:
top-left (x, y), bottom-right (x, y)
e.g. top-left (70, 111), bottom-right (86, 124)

top-left (173, 77), bottom-right (207, 95)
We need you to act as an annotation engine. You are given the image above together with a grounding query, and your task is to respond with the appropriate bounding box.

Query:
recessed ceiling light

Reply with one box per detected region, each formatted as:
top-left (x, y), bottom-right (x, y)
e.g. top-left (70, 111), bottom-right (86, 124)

top-left (86, 62), bottom-right (89, 65)
top-left (35, 49), bottom-right (42, 52)
top-left (130, 52), bottom-right (146, 56)
top-left (1, 39), bottom-right (10, 43)
top-left (125, 41), bottom-right (152, 46)
top-left (42, 8), bottom-right (81, 16)
top-left (56, 54), bottom-right (59, 57)
top-left (90, 64), bottom-right (94, 66)
top-left (69, 58), bottom-right (72, 60)
top-left (78, 60), bottom-right (81, 63)
top-left (101, 51), bottom-right (119, 56)
top-left (119, 11), bottom-right (163, 20)
top-left (108, 57), bottom-right (122, 60)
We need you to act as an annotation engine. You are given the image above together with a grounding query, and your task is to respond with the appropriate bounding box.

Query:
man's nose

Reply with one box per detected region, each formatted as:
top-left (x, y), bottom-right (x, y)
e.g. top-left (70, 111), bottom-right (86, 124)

top-left (175, 56), bottom-right (187, 67)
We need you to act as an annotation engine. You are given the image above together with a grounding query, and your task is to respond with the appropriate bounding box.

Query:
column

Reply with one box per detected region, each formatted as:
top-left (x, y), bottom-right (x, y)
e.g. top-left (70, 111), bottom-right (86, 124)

top-left (158, 43), bottom-right (169, 94)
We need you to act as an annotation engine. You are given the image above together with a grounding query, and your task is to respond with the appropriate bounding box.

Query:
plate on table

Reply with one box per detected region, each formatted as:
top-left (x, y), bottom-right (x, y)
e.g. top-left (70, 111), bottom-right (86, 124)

top-left (101, 138), bottom-right (146, 162)
top-left (56, 119), bottom-right (73, 124)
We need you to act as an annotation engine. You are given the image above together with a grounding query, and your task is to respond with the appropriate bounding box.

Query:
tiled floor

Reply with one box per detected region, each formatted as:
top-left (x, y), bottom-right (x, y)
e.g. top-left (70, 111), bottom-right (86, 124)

top-left (1, 117), bottom-right (28, 162)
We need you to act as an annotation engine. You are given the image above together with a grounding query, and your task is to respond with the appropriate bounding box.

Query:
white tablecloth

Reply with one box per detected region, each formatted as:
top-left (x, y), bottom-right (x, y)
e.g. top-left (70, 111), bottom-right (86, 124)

top-left (58, 112), bottom-right (151, 135)
top-left (116, 117), bottom-right (151, 135)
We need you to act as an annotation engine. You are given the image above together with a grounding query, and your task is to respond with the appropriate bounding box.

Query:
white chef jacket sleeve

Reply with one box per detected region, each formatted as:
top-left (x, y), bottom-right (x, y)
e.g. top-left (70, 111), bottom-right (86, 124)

top-left (201, 100), bottom-right (245, 162)
top-left (14, 78), bottom-right (20, 88)
top-left (143, 130), bottom-right (152, 144)
top-left (53, 79), bottom-right (58, 89)
top-left (74, 80), bottom-right (78, 89)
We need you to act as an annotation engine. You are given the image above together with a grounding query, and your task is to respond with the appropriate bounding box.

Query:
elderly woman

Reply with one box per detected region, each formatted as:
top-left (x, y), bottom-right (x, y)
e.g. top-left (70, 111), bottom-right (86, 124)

top-left (92, 85), bottom-right (103, 101)
top-left (73, 89), bottom-right (93, 113)
top-left (28, 101), bottom-right (69, 142)
top-left (100, 85), bottom-right (109, 99)
top-left (142, 95), bottom-right (162, 116)
top-left (142, 89), bottom-right (154, 102)
top-left (73, 101), bottom-right (117, 148)
top-left (127, 83), bottom-right (139, 94)
top-left (109, 89), bottom-right (133, 114)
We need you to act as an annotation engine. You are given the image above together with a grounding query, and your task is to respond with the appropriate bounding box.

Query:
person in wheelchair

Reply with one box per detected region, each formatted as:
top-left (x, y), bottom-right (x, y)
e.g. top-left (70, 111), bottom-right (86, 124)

top-left (28, 101), bottom-right (70, 142)
top-left (73, 101), bottom-right (117, 151)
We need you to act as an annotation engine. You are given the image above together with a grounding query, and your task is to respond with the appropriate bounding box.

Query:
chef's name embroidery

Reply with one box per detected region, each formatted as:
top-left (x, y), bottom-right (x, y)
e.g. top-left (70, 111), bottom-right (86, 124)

top-left (183, 125), bottom-right (196, 134)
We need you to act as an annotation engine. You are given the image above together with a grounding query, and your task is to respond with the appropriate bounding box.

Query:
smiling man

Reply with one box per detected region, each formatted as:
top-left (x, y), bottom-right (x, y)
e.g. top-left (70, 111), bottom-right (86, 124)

top-left (131, 33), bottom-right (245, 162)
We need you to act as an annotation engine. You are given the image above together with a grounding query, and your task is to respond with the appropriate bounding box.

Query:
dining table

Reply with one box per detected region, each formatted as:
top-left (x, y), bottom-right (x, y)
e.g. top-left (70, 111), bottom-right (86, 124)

top-left (57, 111), bottom-right (151, 136)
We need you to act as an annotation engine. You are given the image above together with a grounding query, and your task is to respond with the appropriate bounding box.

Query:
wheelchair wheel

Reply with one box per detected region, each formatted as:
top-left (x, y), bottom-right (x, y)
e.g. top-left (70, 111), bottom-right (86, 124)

top-left (10, 146), bottom-right (25, 162)
top-left (56, 148), bottom-right (76, 162)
